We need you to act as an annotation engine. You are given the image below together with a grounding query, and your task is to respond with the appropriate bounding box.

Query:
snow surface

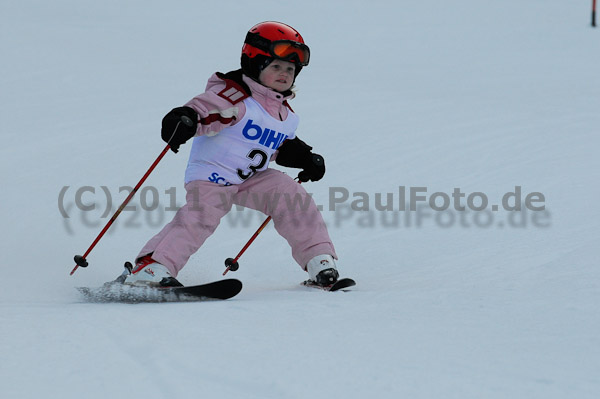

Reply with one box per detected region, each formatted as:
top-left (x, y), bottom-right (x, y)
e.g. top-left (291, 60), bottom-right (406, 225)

top-left (1, 0), bottom-right (599, 398)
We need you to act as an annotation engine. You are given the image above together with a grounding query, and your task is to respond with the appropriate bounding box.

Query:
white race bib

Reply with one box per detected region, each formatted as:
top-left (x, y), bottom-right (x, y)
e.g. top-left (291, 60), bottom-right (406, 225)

top-left (185, 97), bottom-right (299, 185)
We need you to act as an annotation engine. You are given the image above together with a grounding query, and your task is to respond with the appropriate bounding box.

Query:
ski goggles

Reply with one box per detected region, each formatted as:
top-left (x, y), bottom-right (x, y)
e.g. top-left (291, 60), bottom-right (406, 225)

top-left (245, 32), bottom-right (310, 66)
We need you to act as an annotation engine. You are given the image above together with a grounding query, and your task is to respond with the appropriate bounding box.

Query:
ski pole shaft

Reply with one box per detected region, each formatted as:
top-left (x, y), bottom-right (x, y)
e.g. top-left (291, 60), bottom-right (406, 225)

top-left (593, 0), bottom-right (597, 27)
top-left (70, 115), bottom-right (194, 275)
top-left (223, 179), bottom-right (302, 275)
top-left (70, 144), bottom-right (171, 275)
top-left (223, 216), bottom-right (272, 275)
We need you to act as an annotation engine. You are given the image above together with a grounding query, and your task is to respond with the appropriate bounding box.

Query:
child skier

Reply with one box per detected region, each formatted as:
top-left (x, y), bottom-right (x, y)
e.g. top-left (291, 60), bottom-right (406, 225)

top-left (126, 21), bottom-right (339, 288)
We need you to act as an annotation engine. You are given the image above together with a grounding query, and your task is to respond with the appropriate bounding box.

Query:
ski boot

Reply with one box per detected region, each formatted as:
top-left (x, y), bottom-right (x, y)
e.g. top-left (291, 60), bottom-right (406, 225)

top-left (306, 254), bottom-right (339, 287)
top-left (124, 255), bottom-right (183, 287)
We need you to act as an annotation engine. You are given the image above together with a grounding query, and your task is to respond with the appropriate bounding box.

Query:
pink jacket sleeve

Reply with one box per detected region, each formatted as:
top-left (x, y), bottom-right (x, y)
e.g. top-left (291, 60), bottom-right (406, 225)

top-left (184, 73), bottom-right (247, 137)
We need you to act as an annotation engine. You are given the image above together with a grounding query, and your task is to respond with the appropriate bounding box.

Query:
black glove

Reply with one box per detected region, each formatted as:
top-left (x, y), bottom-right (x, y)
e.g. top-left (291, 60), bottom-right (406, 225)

top-left (276, 137), bottom-right (326, 182)
top-left (297, 153), bottom-right (325, 182)
top-left (161, 106), bottom-right (198, 153)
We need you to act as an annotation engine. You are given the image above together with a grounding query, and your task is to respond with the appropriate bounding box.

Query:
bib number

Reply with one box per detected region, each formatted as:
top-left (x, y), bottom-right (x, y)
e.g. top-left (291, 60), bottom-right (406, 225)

top-left (237, 149), bottom-right (268, 181)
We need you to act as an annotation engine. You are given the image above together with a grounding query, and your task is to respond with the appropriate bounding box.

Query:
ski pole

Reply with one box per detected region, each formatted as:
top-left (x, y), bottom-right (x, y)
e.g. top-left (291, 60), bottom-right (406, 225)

top-left (593, 0), bottom-right (597, 27)
top-left (223, 215), bottom-right (272, 275)
top-left (70, 116), bottom-right (194, 275)
top-left (223, 179), bottom-right (304, 276)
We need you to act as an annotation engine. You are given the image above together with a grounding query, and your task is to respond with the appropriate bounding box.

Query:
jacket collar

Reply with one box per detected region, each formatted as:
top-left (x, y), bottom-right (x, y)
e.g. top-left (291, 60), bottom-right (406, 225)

top-left (242, 74), bottom-right (295, 104)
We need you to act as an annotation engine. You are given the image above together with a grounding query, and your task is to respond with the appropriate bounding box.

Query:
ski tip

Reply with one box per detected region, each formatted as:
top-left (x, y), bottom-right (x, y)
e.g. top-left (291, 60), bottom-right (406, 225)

top-left (301, 277), bottom-right (356, 292)
top-left (330, 278), bottom-right (356, 292)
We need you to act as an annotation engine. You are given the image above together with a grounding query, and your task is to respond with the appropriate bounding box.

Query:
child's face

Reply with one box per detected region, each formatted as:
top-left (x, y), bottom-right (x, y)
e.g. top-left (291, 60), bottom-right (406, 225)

top-left (258, 59), bottom-right (296, 92)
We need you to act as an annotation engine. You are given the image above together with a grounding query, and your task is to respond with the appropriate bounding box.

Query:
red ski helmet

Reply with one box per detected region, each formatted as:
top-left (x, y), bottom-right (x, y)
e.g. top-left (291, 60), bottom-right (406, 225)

top-left (241, 21), bottom-right (310, 83)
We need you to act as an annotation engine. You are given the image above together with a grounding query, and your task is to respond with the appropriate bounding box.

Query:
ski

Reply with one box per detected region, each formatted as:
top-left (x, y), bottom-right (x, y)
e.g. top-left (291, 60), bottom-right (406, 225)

top-left (77, 278), bottom-right (242, 303)
top-left (302, 277), bottom-right (356, 292)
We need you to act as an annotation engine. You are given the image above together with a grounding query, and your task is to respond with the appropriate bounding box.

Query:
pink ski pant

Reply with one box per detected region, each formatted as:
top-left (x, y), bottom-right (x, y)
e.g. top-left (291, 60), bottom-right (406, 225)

top-left (137, 169), bottom-right (336, 276)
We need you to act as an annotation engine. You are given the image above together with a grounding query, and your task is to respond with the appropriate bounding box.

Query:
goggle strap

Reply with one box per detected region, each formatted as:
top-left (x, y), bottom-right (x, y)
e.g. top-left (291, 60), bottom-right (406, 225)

top-left (244, 32), bottom-right (272, 53)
